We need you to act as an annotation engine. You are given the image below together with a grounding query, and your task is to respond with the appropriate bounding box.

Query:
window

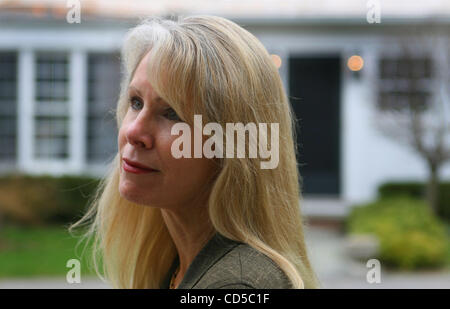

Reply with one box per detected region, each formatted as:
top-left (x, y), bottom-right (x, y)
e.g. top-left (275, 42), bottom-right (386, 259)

top-left (0, 52), bottom-right (17, 161)
top-left (378, 56), bottom-right (433, 112)
top-left (86, 53), bottom-right (120, 163)
top-left (34, 52), bottom-right (70, 159)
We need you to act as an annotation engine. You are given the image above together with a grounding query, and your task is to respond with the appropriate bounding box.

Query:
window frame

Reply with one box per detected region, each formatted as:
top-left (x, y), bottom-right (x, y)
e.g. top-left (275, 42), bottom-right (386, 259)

top-left (18, 49), bottom-right (87, 175)
top-left (376, 46), bottom-right (436, 114)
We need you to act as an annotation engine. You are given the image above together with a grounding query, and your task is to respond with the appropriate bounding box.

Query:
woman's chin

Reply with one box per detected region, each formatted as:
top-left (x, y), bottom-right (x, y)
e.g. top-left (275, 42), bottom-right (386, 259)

top-left (120, 183), bottom-right (168, 208)
top-left (119, 182), bottom-right (149, 205)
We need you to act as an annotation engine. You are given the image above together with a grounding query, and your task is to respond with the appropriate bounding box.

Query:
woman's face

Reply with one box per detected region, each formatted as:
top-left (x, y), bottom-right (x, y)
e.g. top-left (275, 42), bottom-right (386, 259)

top-left (118, 51), bottom-right (218, 210)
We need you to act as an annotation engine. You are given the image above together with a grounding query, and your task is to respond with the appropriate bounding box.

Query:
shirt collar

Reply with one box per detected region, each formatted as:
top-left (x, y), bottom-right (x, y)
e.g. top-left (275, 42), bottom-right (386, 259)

top-left (163, 232), bottom-right (241, 289)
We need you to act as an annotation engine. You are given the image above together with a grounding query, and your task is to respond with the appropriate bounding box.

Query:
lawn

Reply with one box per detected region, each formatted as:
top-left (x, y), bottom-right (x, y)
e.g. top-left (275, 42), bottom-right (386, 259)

top-left (446, 222), bottom-right (450, 270)
top-left (0, 224), bottom-right (100, 278)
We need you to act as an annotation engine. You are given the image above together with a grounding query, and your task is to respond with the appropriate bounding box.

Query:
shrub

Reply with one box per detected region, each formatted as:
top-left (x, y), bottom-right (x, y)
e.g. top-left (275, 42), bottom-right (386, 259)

top-left (0, 173), bottom-right (100, 225)
top-left (378, 181), bottom-right (450, 221)
top-left (346, 196), bottom-right (448, 270)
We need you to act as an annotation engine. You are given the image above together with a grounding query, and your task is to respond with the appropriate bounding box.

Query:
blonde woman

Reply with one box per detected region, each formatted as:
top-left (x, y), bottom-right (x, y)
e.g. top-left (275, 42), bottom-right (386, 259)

top-left (71, 15), bottom-right (319, 289)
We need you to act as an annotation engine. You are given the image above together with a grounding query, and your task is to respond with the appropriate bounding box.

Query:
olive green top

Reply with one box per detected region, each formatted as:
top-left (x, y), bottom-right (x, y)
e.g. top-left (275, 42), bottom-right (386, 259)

top-left (162, 232), bottom-right (293, 289)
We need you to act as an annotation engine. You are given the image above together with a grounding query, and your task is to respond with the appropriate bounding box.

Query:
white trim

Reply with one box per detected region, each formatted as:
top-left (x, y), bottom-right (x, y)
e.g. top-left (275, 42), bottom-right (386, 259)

top-left (17, 49), bottom-right (34, 173)
top-left (69, 49), bottom-right (87, 173)
top-left (0, 28), bottom-right (124, 51)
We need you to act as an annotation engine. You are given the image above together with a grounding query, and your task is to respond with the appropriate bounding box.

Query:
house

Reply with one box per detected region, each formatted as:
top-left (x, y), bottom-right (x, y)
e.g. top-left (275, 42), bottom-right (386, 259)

top-left (0, 0), bottom-right (449, 219)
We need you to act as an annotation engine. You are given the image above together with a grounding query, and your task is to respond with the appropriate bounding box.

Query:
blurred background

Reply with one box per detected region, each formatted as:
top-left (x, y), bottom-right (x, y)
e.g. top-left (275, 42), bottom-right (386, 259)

top-left (0, 0), bottom-right (449, 289)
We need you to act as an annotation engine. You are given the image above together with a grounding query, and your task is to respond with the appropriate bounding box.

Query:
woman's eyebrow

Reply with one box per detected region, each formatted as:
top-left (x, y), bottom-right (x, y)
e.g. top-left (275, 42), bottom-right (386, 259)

top-left (128, 85), bottom-right (164, 103)
top-left (128, 85), bottom-right (141, 95)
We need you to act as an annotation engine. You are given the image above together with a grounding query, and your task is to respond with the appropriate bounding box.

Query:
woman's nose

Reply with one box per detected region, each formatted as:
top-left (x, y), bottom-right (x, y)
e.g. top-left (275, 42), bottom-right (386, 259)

top-left (125, 116), bottom-right (154, 149)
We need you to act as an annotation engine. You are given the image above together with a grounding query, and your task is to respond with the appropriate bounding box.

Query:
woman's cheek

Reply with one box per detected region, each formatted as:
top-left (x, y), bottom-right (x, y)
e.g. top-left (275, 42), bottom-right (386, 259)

top-left (118, 124), bottom-right (127, 151)
top-left (161, 132), bottom-right (179, 162)
top-left (118, 112), bottom-right (136, 151)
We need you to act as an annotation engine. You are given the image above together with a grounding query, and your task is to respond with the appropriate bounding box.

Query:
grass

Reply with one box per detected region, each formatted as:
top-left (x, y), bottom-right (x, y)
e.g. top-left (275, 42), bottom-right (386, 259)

top-left (446, 222), bottom-right (450, 269)
top-left (0, 224), bottom-right (100, 278)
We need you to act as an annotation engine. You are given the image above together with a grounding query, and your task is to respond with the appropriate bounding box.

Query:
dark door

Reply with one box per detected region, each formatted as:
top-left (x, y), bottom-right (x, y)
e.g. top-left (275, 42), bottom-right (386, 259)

top-left (289, 56), bottom-right (341, 196)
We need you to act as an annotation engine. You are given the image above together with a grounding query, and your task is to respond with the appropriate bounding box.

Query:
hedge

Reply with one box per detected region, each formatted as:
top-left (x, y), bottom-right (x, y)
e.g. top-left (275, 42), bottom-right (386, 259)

top-left (346, 196), bottom-right (449, 270)
top-left (378, 181), bottom-right (450, 221)
top-left (0, 173), bottom-right (100, 225)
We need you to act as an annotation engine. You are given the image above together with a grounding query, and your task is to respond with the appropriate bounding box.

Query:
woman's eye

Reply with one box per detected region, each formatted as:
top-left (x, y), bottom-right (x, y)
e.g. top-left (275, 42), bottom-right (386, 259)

top-left (128, 96), bottom-right (181, 121)
top-left (129, 96), bottom-right (143, 110)
top-left (164, 108), bottom-right (182, 122)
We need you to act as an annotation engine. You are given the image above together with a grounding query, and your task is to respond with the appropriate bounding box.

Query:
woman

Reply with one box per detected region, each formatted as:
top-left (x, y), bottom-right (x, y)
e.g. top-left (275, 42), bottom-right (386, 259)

top-left (71, 15), bottom-right (320, 289)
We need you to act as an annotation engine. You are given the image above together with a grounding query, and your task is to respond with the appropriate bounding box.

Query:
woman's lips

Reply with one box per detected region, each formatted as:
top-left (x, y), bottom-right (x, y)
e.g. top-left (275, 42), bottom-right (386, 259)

top-left (122, 159), bottom-right (159, 174)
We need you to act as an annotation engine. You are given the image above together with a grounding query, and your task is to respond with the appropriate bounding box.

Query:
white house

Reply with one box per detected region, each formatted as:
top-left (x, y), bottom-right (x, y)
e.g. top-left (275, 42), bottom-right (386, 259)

top-left (0, 0), bottom-right (449, 218)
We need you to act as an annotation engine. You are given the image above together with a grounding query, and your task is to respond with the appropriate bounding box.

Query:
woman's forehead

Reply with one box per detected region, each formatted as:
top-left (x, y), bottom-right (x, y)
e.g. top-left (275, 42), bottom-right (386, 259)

top-left (131, 53), bottom-right (152, 88)
top-left (128, 53), bottom-right (164, 102)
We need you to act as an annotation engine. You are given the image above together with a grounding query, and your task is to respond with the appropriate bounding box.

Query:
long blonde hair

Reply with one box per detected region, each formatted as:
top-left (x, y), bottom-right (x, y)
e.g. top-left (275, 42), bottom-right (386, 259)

top-left (70, 15), bottom-right (320, 289)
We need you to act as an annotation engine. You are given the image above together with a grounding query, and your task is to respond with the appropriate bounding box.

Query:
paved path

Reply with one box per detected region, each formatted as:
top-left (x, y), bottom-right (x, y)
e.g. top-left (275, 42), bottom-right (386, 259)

top-left (0, 277), bottom-right (110, 289)
top-left (304, 225), bottom-right (450, 289)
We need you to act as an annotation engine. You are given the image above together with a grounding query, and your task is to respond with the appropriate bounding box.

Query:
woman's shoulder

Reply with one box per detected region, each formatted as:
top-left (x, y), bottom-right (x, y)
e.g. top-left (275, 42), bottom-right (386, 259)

top-left (194, 242), bottom-right (294, 289)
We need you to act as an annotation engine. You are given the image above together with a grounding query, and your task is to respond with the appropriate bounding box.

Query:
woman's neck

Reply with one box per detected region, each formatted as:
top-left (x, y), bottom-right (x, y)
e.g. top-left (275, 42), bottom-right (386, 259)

top-left (161, 205), bottom-right (215, 286)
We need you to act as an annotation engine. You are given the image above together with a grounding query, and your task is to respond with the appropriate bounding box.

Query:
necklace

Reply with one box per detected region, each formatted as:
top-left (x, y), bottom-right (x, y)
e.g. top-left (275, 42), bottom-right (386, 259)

top-left (169, 266), bottom-right (180, 289)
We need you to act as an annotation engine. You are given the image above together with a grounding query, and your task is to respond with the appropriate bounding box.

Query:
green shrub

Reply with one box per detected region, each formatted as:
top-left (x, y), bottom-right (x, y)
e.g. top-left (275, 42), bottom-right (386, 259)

top-left (378, 181), bottom-right (450, 221)
top-left (0, 173), bottom-right (100, 225)
top-left (346, 196), bottom-right (449, 270)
